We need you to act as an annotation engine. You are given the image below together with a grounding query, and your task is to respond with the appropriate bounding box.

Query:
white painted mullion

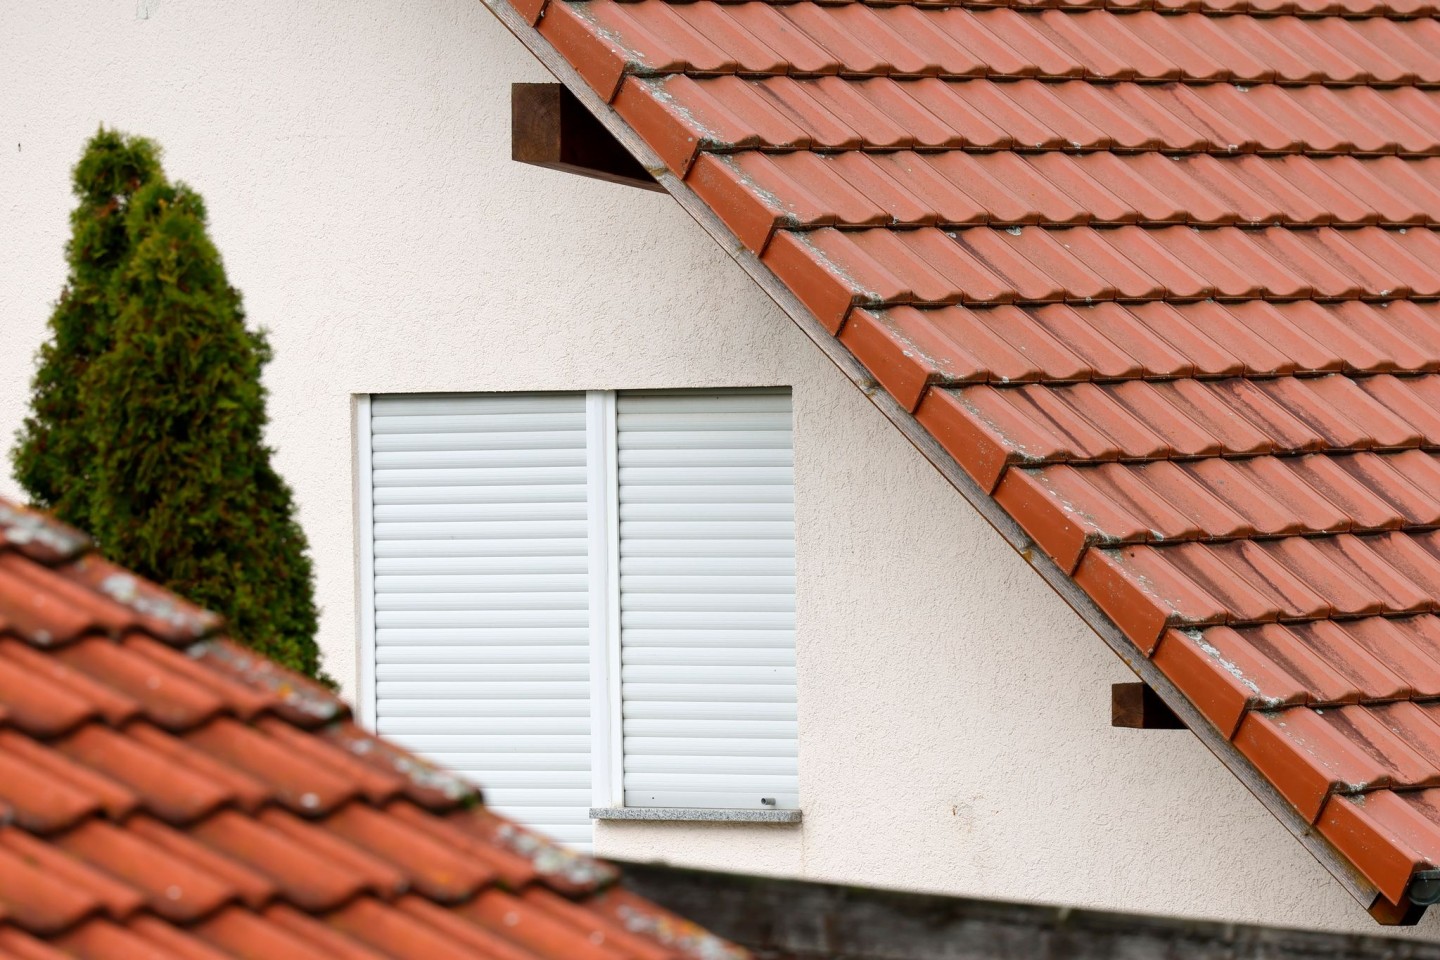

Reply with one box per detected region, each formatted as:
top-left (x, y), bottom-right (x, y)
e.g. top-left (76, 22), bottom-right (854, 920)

top-left (355, 394), bottom-right (378, 730)
top-left (587, 391), bottom-right (624, 808)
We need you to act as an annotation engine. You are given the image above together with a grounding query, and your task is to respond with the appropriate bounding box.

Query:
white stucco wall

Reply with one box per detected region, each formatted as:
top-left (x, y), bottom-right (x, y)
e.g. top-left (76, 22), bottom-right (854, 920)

top-left (0, 0), bottom-right (1431, 940)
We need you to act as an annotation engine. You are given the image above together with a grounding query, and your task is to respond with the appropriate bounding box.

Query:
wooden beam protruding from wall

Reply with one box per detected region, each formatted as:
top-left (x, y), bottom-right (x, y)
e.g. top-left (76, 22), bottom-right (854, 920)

top-left (511, 82), bottom-right (661, 191)
top-left (1112, 682), bottom-right (1186, 729)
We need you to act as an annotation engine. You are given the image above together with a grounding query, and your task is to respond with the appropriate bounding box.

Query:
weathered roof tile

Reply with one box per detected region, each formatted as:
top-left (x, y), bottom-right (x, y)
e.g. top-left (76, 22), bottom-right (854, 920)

top-left (498, 0), bottom-right (1440, 923)
top-left (0, 496), bottom-right (746, 958)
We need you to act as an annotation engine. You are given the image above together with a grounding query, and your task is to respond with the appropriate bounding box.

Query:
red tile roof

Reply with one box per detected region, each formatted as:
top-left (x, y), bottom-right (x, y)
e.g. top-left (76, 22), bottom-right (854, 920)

top-left (0, 499), bottom-right (747, 959)
top-left (492, 0), bottom-right (1440, 925)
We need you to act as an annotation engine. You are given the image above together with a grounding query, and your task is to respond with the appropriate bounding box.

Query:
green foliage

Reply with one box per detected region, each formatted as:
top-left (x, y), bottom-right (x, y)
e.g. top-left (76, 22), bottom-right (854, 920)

top-left (13, 130), bottom-right (327, 681)
top-left (13, 130), bottom-right (163, 522)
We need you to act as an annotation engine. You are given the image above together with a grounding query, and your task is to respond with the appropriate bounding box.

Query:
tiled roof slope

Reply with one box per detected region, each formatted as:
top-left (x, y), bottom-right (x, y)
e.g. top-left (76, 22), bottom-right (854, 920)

top-left (495, 0), bottom-right (1440, 925)
top-left (0, 500), bottom-right (746, 960)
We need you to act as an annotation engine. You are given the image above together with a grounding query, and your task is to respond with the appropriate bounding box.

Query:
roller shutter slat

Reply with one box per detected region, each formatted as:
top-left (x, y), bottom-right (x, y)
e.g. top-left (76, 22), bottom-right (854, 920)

top-left (379, 736), bottom-right (591, 753)
top-left (374, 520), bottom-right (587, 540)
top-left (374, 466), bottom-right (586, 487)
top-left (620, 683), bottom-right (798, 703)
top-left (623, 701), bottom-right (797, 720)
top-left (617, 390), bottom-right (798, 812)
top-left (369, 389), bottom-right (798, 837)
top-left (376, 556), bottom-right (588, 575)
top-left (374, 503), bottom-right (587, 521)
top-left (426, 770), bottom-right (589, 786)
top-left (623, 793), bottom-right (799, 810)
top-left (378, 644), bottom-right (591, 664)
top-left (622, 647), bottom-right (795, 666)
top-left (616, 539), bottom-right (795, 558)
top-left (619, 431), bottom-right (793, 450)
top-left (621, 628), bottom-right (794, 646)
top-left (373, 393), bottom-right (580, 416)
top-left (621, 503), bottom-right (794, 521)
top-left (392, 751), bottom-right (590, 769)
top-left (378, 616), bottom-right (587, 631)
top-left (375, 574), bottom-right (590, 593)
top-left (621, 612), bottom-right (795, 630)
top-left (374, 539), bottom-right (588, 559)
top-left (376, 628), bottom-right (590, 645)
top-left (624, 756), bottom-right (798, 774)
top-left (623, 737), bottom-right (798, 756)
top-left (377, 663), bottom-right (590, 681)
top-left (376, 699), bottom-right (590, 718)
top-left (618, 467), bottom-right (793, 485)
top-left (378, 681), bottom-right (590, 698)
top-left (622, 665), bottom-right (797, 683)
top-left (622, 558), bottom-right (795, 576)
top-left (621, 484), bottom-right (794, 503)
top-left (379, 717), bottom-right (589, 735)
top-left (376, 435), bottom-right (587, 457)
top-left (623, 719), bottom-right (798, 737)
top-left (374, 484), bottom-right (588, 506)
top-left (370, 393), bottom-right (593, 849)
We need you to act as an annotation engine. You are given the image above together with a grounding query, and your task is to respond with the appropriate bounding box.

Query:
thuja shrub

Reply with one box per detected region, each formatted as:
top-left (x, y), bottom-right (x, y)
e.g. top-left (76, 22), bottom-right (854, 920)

top-left (14, 130), bottom-right (163, 524)
top-left (14, 130), bottom-right (327, 680)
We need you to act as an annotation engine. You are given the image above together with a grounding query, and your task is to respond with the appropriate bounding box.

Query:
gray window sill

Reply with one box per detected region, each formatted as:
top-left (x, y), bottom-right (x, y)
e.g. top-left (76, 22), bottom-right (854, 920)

top-left (590, 807), bottom-right (803, 824)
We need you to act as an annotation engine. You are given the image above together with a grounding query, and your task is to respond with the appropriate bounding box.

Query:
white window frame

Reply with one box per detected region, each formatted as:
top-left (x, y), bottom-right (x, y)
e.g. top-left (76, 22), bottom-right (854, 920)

top-left (355, 390), bottom-right (802, 824)
top-left (356, 394), bottom-right (379, 729)
top-left (585, 390), bottom-right (626, 809)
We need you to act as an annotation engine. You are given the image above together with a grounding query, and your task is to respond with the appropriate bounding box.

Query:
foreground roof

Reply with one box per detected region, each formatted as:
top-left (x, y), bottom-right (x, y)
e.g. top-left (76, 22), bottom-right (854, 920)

top-left (0, 499), bottom-right (745, 959)
top-left (486, 0), bottom-right (1440, 924)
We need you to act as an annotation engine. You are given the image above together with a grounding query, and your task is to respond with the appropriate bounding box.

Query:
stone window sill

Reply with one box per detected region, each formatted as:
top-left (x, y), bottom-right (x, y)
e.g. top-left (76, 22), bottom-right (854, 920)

top-left (589, 807), bottom-right (803, 824)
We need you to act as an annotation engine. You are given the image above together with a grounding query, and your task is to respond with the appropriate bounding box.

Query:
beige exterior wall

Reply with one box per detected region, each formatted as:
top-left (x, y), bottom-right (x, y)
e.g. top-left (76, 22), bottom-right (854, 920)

top-left (0, 0), bottom-right (1428, 938)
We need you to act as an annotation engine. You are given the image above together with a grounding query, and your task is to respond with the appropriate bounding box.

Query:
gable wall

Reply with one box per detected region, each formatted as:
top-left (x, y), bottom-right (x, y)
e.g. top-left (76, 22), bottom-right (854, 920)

top-left (0, 0), bottom-right (1427, 938)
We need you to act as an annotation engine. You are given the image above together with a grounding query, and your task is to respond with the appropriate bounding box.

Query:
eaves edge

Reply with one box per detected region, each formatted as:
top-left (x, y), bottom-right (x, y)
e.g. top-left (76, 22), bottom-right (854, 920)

top-left (473, 0), bottom-right (1383, 918)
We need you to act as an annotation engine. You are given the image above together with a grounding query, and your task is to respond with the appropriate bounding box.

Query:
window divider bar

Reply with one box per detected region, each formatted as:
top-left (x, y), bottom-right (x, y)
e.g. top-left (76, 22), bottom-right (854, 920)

top-left (587, 390), bottom-right (625, 809)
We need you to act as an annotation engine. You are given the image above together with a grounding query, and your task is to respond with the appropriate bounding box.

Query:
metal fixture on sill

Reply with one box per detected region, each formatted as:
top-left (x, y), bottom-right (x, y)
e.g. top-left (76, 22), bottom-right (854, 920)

top-left (1408, 870), bottom-right (1440, 905)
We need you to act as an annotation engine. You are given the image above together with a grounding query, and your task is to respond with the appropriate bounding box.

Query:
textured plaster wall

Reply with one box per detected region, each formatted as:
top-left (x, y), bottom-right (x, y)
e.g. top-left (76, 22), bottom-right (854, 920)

top-left (0, 0), bottom-right (1432, 939)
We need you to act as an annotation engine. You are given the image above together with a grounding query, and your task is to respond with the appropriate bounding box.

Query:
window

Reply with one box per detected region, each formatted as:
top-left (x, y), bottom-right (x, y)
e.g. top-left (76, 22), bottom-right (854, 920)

top-left (358, 389), bottom-right (797, 849)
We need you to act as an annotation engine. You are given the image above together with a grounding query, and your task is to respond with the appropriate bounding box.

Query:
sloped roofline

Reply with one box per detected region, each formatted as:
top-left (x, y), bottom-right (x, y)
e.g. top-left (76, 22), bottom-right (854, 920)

top-left (475, 0), bottom-right (1383, 916)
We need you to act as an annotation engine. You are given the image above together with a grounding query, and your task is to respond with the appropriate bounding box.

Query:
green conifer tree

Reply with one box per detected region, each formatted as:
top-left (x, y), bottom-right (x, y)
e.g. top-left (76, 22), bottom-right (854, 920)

top-left (13, 130), bottom-right (163, 525)
top-left (15, 131), bottom-right (326, 679)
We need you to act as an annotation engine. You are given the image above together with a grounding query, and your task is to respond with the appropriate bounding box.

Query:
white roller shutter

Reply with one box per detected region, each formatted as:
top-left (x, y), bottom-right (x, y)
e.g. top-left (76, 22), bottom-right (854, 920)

top-left (616, 389), bottom-right (798, 810)
top-left (367, 394), bottom-right (593, 848)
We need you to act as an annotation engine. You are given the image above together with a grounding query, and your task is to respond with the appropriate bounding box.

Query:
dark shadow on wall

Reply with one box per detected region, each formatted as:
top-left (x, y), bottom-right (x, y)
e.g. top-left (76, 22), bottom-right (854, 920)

top-left (615, 860), bottom-right (1440, 960)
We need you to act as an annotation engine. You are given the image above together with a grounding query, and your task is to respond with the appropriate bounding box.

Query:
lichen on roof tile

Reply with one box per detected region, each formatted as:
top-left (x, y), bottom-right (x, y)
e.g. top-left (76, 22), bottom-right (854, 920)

top-left (0, 495), bottom-right (746, 956)
top-left (185, 638), bottom-right (344, 726)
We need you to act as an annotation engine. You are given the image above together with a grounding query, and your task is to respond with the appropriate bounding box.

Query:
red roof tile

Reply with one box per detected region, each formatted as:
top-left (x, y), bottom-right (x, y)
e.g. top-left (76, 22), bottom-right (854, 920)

top-left (0, 499), bottom-right (747, 959)
top-left (496, 0), bottom-right (1440, 924)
